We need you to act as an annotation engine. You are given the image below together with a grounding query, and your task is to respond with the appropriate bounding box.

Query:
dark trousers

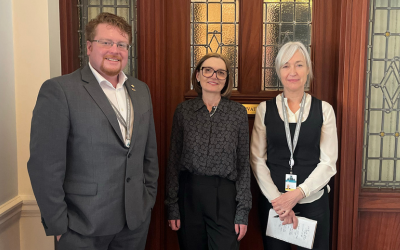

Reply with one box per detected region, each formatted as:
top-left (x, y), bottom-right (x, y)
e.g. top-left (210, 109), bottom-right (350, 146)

top-left (177, 172), bottom-right (240, 250)
top-left (56, 213), bottom-right (151, 250)
top-left (259, 190), bottom-right (330, 250)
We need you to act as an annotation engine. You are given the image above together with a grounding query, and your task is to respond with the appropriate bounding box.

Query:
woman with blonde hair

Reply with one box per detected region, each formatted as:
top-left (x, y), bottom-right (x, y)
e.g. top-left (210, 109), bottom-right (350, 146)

top-left (251, 42), bottom-right (338, 250)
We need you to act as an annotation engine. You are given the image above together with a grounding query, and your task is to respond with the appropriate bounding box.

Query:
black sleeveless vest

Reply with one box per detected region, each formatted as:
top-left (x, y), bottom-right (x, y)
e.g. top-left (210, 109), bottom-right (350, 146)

top-left (264, 96), bottom-right (323, 193)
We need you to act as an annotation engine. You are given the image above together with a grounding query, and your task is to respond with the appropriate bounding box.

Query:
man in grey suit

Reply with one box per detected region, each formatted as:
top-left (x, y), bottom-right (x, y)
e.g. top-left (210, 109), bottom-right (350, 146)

top-left (28, 13), bottom-right (158, 250)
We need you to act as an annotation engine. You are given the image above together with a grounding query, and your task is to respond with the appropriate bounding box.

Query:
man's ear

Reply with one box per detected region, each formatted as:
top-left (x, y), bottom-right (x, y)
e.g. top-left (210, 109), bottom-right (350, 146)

top-left (86, 41), bottom-right (92, 56)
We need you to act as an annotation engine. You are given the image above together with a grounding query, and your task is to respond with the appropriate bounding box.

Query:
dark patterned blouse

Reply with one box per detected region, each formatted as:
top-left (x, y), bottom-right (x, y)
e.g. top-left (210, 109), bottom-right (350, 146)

top-left (165, 97), bottom-right (252, 225)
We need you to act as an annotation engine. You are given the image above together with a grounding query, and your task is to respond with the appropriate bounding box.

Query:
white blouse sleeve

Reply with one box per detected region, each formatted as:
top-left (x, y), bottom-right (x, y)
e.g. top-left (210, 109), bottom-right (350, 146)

top-left (250, 102), bottom-right (282, 202)
top-left (298, 101), bottom-right (338, 197)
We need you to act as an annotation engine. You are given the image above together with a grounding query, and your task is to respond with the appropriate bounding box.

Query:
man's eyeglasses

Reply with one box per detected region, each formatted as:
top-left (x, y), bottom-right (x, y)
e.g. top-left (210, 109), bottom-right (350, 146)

top-left (91, 40), bottom-right (131, 51)
top-left (200, 67), bottom-right (229, 80)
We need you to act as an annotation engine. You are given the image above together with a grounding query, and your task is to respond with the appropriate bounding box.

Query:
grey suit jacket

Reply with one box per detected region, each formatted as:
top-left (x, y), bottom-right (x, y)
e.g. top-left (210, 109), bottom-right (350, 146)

top-left (28, 65), bottom-right (159, 237)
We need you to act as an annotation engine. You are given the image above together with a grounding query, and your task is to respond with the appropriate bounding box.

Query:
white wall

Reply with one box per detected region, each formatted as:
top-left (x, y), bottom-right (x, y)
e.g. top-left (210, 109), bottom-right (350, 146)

top-left (0, 0), bottom-right (18, 208)
top-left (48, 0), bottom-right (62, 79)
top-left (14, 0), bottom-right (52, 197)
top-left (0, 0), bottom-right (61, 249)
top-left (0, 215), bottom-right (20, 250)
top-left (0, 0), bottom-right (20, 248)
top-left (20, 216), bottom-right (54, 250)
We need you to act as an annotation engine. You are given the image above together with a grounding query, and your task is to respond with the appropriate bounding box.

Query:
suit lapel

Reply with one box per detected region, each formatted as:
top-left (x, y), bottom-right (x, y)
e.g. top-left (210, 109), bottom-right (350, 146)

top-left (125, 81), bottom-right (140, 153)
top-left (81, 66), bottom-right (124, 143)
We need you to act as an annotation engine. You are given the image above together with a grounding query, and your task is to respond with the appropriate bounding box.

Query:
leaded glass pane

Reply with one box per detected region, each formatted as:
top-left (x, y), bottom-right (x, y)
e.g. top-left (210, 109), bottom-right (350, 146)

top-left (79, 0), bottom-right (137, 77)
top-left (103, 0), bottom-right (114, 5)
top-left (191, 0), bottom-right (239, 89)
top-left (363, 0), bottom-right (400, 189)
top-left (262, 0), bottom-right (312, 91)
top-left (118, 0), bottom-right (129, 5)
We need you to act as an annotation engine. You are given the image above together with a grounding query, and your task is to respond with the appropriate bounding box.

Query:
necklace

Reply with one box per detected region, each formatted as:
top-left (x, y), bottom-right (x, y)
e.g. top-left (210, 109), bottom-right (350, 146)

top-left (209, 105), bottom-right (218, 117)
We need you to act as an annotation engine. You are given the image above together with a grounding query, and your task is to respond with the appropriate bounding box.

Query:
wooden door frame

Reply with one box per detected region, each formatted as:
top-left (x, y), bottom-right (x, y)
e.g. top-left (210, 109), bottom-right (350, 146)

top-left (59, 0), bottom-right (80, 74)
top-left (136, 0), bottom-right (166, 249)
top-left (336, 0), bottom-right (400, 248)
top-left (335, 0), bottom-right (369, 249)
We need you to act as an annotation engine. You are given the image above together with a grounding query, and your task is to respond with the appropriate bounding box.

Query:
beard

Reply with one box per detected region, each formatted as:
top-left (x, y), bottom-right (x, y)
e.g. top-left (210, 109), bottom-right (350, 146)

top-left (100, 55), bottom-right (123, 76)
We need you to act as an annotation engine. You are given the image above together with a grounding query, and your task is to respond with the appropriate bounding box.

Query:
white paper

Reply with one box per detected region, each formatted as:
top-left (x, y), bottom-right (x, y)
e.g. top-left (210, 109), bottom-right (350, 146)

top-left (266, 209), bottom-right (317, 249)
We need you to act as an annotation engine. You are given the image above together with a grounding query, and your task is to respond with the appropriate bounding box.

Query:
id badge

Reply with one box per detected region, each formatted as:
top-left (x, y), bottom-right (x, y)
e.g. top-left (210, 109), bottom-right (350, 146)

top-left (285, 174), bottom-right (297, 191)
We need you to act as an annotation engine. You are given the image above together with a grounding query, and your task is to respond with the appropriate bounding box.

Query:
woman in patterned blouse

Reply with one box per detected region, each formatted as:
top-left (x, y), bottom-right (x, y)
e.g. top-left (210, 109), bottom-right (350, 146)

top-left (165, 53), bottom-right (252, 250)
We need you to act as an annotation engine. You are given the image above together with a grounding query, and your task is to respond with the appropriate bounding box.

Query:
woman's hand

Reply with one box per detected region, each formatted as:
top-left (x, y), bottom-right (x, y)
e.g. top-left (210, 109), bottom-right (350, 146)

top-left (235, 224), bottom-right (247, 241)
top-left (279, 210), bottom-right (299, 229)
top-left (168, 220), bottom-right (181, 231)
top-left (271, 188), bottom-right (303, 217)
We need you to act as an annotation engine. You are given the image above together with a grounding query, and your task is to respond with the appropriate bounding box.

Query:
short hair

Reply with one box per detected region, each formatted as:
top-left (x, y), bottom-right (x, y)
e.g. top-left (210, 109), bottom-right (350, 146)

top-left (85, 12), bottom-right (132, 44)
top-left (275, 41), bottom-right (313, 81)
top-left (191, 53), bottom-right (234, 98)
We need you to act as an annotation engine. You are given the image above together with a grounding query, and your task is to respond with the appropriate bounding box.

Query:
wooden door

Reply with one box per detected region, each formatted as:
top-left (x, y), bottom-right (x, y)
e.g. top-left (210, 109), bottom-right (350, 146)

top-left (140, 0), bottom-right (342, 249)
top-left (336, 0), bottom-right (400, 249)
top-left (60, 0), bottom-right (342, 249)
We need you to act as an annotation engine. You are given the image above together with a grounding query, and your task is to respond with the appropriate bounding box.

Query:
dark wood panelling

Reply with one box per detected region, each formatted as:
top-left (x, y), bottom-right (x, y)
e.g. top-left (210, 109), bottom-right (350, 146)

top-left (237, 0), bottom-right (263, 95)
top-left (59, 0), bottom-right (80, 75)
top-left (235, 3), bottom-right (264, 248)
top-left (165, 0), bottom-right (190, 118)
top-left (164, 0), bottom-right (190, 248)
top-left (358, 212), bottom-right (400, 250)
top-left (137, 0), bottom-right (166, 249)
top-left (241, 119), bottom-right (264, 249)
top-left (335, 0), bottom-right (369, 249)
top-left (309, 2), bottom-right (342, 249)
top-left (311, 1), bottom-right (340, 107)
top-left (359, 191), bottom-right (400, 212)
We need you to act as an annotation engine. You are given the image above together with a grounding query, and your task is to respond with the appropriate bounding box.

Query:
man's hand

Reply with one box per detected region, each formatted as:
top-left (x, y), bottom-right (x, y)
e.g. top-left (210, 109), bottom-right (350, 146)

top-left (271, 188), bottom-right (303, 217)
top-left (56, 235), bottom-right (62, 242)
top-left (168, 219), bottom-right (181, 231)
top-left (235, 224), bottom-right (247, 241)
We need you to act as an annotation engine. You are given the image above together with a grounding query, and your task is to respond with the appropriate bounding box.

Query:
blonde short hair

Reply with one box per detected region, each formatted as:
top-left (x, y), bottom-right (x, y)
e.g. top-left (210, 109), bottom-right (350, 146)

top-left (275, 42), bottom-right (313, 82)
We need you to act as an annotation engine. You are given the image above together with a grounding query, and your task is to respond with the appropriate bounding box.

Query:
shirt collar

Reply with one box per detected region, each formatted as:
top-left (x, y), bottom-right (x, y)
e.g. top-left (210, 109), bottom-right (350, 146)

top-left (193, 96), bottom-right (228, 112)
top-left (277, 92), bottom-right (309, 106)
top-left (277, 92), bottom-right (310, 115)
top-left (88, 62), bottom-right (128, 89)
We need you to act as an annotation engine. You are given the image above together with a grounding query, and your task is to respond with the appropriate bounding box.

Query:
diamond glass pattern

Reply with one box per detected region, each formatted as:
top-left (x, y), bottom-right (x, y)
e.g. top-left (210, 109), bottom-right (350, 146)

top-left (380, 60), bottom-right (400, 110)
top-left (363, 0), bottom-right (400, 189)
top-left (191, 0), bottom-right (239, 89)
top-left (262, 0), bottom-right (312, 91)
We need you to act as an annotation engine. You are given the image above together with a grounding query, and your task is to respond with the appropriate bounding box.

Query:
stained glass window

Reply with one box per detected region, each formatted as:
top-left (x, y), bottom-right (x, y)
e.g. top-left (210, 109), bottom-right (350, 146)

top-left (79, 0), bottom-right (137, 77)
top-left (262, 0), bottom-right (312, 91)
top-left (191, 0), bottom-right (239, 88)
top-left (363, 0), bottom-right (400, 189)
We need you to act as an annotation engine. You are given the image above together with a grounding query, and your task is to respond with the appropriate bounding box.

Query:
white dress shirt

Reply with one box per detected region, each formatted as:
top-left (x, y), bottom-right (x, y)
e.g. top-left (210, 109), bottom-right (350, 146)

top-left (250, 93), bottom-right (338, 203)
top-left (89, 63), bottom-right (134, 145)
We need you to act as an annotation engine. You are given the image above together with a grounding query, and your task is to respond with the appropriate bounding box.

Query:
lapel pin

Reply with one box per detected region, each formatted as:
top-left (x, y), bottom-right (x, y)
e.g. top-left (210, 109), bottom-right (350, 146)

top-left (131, 85), bottom-right (136, 91)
